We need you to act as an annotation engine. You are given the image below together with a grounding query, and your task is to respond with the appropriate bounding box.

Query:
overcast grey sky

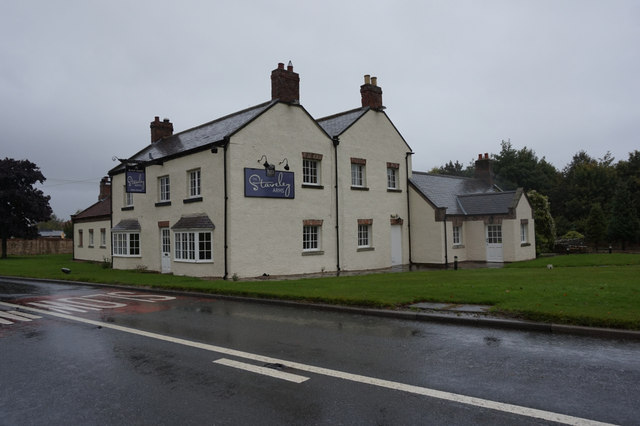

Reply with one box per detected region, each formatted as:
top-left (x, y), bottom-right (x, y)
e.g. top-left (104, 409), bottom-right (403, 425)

top-left (2, 0), bottom-right (638, 220)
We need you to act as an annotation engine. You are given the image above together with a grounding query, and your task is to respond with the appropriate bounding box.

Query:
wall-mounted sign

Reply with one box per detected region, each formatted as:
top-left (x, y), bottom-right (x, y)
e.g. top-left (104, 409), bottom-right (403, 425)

top-left (126, 167), bottom-right (146, 193)
top-left (244, 168), bottom-right (294, 199)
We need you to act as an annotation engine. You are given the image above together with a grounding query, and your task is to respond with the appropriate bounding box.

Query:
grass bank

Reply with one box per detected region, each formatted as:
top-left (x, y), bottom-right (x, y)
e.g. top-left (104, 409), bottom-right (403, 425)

top-left (1, 254), bottom-right (639, 330)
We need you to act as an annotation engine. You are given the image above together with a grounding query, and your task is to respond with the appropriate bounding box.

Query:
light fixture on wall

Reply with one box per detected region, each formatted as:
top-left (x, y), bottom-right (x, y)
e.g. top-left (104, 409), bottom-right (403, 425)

top-left (258, 155), bottom-right (276, 177)
top-left (279, 158), bottom-right (290, 170)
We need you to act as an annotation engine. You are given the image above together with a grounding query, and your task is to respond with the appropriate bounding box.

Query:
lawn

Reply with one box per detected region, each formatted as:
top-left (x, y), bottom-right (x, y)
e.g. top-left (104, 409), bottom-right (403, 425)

top-left (1, 253), bottom-right (639, 330)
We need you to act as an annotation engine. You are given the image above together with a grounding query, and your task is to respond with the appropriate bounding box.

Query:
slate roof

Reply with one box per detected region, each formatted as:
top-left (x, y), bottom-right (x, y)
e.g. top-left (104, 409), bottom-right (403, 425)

top-left (457, 191), bottom-right (519, 215)
top-left (172, 214), bottom-right (215, 230)
top-left (410, 172), bottom-right (521, 216)
top-left (112, 219), bottom-right (141, 232)
top-left (317, 107), bottom-right (369, 137)
top-left (110, 101), bottom-right (277, 174)
top-left (71, 196), bottom-right (111, 222)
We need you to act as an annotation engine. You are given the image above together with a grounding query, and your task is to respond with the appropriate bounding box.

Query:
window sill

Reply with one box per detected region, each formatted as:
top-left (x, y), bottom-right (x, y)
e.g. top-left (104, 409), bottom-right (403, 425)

top-left (452, 244), bottom-right (465, 249)
top-left (357, 247), bottom-right (375, 252)
top-left (302, 184), bottom-right (324, 189)
top-left (174, 259), bottom-right (213, 263)
top-left (302, 250), bottom-right (324, 256)
top-left (155, 201), bottom-right (172, 207)
top-left (183, 197), bottom-right (203, 204)
top-left (88, 245), bottom-right (94, 248)
top-left (100, 245), bottom-right (107, 249)
top-left (121, 206), bottom-right (134, 211)
top-left (112, 255), bottom-right (142, 258)
top-left (521, 242), bottom-right (531, 247)
top-left (351, 186), bottom-right (369, 191)
top-left (387, 188), bottom-right (402, 193)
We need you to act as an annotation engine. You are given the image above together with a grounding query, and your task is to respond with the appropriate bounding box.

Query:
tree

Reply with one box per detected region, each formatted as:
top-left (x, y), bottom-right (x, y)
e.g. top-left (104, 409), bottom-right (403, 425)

top-left (493, 140), bottom-right (559, 194)
top-left (0, 158), bottom-right (52, 258)
top-left (527, 190), bottom-right (555, 255)
top-left (585, 203), bottom-right (607, 251)
top-left (431, 160), bottom-right (474, 177)
top-left (608, 182), bottom-right (640, 250)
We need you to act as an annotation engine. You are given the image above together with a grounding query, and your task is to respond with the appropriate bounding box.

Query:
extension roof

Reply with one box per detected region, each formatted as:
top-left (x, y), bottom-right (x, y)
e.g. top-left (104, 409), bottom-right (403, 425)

top-left (71, 196), bottom-right (111, 223)
top-left (410, 172), bottom-right (521, 216)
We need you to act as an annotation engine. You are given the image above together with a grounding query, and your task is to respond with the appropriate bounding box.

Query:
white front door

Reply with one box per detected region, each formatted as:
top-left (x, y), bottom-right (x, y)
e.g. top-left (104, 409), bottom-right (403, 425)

top-left (390, 224), bottom-right (403, 266)
top-left (486, 224), bottom-right (503, 262)
top-left (160, 228), bottom-right (171, 273)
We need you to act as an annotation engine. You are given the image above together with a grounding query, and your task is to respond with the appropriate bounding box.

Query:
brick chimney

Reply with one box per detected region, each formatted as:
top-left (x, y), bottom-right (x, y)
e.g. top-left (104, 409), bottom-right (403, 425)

top-left (360, 74), bottom-right (383, 109)
top-left (474, 153), bottom-right (494, 186)
top-left (271, 61), bottom-right (300, 104)
top-left (98, 176), bottom-right (111, 201)
top-left (150, 116), bottom-right (173, 143)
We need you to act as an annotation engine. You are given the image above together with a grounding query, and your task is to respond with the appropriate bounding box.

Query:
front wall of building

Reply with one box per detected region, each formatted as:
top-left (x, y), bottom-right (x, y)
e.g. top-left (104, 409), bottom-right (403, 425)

top-left (336, 111), bottom-right (412, 272)
top-left (408, 187), bottom-right (446, 264)
top-left (111, 149), bottom-right (225, 276)
top-left (226, 103), bottom-right (337, 278)
top-left (503, 195), bottom-right (536, 262)
top-left (74, 219), bottom-right (111, 262)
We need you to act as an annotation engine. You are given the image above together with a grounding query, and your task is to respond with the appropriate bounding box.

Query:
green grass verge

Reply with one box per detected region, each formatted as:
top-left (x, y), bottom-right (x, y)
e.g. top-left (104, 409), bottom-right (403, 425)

top-left (1, 254), bottom-right (639, 330)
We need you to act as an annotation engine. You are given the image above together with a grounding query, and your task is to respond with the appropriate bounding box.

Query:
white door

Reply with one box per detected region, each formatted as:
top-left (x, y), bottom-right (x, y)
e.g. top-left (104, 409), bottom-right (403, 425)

top-left (390, 225), bottom-right (403, 266)
top-left (160, 228), bottom-right (171, 273)
top-left (486, 224), bottom-right (503, 262)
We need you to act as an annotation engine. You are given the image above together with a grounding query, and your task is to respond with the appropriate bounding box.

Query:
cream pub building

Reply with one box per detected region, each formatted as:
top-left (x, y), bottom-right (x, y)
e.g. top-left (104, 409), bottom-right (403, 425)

top-left (104, 62), bottom-right (534, 278)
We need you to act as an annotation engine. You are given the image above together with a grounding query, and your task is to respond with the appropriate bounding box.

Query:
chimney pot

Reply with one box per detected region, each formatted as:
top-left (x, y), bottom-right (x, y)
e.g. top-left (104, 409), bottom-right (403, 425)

top-left (98, 176), bottom-right (111, 201)
top-left (361, 74), bottom-right (383, 109)
top-left (478, 154), bottom-right (483, 160)
top-left (150, 116), bottom-right (173, 143)
top-left (271, 62), bottom-right (300, 103)
top-left (484, 153), bottom-right (489, 159)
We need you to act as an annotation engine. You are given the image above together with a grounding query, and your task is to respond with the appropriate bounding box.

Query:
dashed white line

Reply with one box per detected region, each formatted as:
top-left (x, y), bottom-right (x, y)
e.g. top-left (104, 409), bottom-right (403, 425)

top-left (214, 358), bottom-right (309, 383)
top-left (0, 300), bottom-right (614, 426)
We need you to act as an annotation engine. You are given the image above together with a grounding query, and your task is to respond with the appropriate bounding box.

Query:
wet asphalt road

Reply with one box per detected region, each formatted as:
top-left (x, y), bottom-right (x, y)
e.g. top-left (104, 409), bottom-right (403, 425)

top-left (1, 278), bottom-right (639, 425)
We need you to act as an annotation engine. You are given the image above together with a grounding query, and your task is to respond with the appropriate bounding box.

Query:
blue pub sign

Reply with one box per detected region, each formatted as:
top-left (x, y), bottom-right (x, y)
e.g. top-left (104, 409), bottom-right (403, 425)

top-left (244, 168), bottom-right (295, 199)
top-left (125, 166), bottom-right (146, 193)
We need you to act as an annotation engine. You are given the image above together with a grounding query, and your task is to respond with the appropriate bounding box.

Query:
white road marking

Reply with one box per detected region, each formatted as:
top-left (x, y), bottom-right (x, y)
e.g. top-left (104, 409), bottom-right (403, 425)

top-left (214, 358), bottom-right (309, 383)
top-left (0, 300), bottom-right (614, 426)
top-left (0, 310), bottom-right (42, 323)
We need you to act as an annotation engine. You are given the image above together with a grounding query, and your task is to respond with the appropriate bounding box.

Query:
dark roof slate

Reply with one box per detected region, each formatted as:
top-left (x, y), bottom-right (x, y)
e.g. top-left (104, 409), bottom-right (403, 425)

top-left (111, 101), bottom-right (277, 173)
top-left (172, 214), bottom-right (215, 230)
top-left (317, 107), bottom-right (368, 137)
top-left (410, 172), bottom-right (496, 215)
top-left (112, 219), bottom-right (141, 232)
top-left (72, 197), bottom-right (111, 222)
top-left (457, 191), bottom-right (519, 215)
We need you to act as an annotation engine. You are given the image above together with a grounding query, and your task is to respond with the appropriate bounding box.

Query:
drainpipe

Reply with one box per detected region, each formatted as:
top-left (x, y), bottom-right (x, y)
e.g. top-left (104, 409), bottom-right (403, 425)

top-left (223, 136), bottom-right (230, 280)
top-left (405, 152), bottom-right (414, 267)
top-left (333, 136), bottom-right (341, 274)
top-left (444, 214), bottom-right (449, 268)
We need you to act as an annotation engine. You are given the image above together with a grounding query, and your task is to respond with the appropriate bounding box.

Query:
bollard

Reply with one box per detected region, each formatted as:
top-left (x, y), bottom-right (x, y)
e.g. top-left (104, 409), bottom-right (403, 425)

top-left (609, 245), bottom-right (612, 254)
top-left (454, 256), bottom-right (458, 270)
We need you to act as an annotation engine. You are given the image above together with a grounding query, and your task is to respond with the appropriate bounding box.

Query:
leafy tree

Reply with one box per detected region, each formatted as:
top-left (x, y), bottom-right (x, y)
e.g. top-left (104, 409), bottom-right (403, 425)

top-left (553, 151), bottom-right (616, 236)
top-left (527, 190), bottom-right (555, 255)
top-left (493, 140), bottom-right (559, 194)
top-left (0, 158), bottom-right (52, 258)
top-left (37, 213), bottom-right (65, 231)
top-left (608, 182), bottom-right (640, 250)
top-left (431, 160), bottom-right (474, 177)
top-left (585, 203), bottom-right (607, 251)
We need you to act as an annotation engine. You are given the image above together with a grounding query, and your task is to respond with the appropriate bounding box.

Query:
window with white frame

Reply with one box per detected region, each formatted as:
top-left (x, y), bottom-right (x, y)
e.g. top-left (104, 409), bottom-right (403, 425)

top-left (520, 222), bottom-right (528, 243)
top-left (100, 228), bottom-right (106, 247)
top-left (357, 220), bottom-right (372, 248)
top-left (351, 158), bottom-right (366, 187)
top-left (159, 175), bottom-right (170, 202)
top-left (303, 159), bottom-right (319, 185)
top-left (174, 231), bottom-right (212, 262)
top-left (112, 232), bottom-right (140, 256)
top-left (123, 186), bottom-right (133, 207)
top-left (78, 229), bottom-right (83, 247)
top-left (88, 229), bottom-right (94, 247)
top-left (387, 163), bottom-right (399, 189)
top-left (188, 169), bottom-right (201, 198)
top-left (302, 220), bottom-right (323, 252)
top-left (453, 225), bottom-right (462, 245)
